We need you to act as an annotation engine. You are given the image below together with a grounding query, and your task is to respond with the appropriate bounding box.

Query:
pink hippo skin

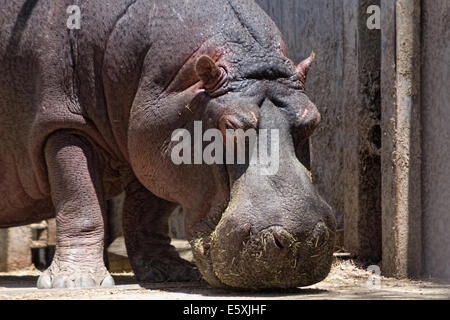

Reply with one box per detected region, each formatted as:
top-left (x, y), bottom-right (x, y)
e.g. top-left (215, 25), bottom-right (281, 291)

top-left (0, 0), bottom-right (335, 289)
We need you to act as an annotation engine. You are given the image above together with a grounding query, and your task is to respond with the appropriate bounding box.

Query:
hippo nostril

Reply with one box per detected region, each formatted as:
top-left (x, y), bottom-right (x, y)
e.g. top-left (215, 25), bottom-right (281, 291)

top-left (273, 233), bottom-right (284, 249)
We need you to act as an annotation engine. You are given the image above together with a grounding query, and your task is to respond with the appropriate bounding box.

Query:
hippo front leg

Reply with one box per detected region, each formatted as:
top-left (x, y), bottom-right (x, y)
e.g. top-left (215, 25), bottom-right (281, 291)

top-left (37, 132), bottom-right (114, 289)
top-left (123, 180), bottom-right (200, 283)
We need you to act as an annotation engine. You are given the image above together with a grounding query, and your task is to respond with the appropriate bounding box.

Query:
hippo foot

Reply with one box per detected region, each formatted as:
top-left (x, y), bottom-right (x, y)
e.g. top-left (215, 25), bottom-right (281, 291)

top-left (136, 251), bottom-right (201, 283)
top-left (37, 259), bottom-right (114, 289)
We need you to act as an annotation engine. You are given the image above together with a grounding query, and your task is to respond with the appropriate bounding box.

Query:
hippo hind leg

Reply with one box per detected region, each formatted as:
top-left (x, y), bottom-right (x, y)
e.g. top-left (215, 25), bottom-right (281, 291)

top-left (37, 132), bottom-right (114, 289)
top-left (123, 180), bottom-right (200, 283)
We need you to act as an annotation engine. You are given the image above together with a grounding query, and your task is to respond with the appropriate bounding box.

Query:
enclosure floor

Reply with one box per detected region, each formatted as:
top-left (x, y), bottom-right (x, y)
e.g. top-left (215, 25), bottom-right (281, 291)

top-left (0, 260), bottom-right (449, 300)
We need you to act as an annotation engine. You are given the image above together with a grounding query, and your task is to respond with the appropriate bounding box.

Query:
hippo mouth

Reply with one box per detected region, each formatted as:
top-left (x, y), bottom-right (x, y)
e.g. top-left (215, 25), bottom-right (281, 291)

top-left (211, 223), bottom-right (334, 289)
top-left (191, 227), bottom-right (332, 289)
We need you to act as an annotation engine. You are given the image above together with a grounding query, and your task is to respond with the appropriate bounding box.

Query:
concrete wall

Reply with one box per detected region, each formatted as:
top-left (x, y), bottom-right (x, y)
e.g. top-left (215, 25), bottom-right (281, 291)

top-left (380, 0), bottom-right (450, 280)
top-left (0, 226), bottom-right (32, 272)
top-left (421, 0), bottom-right (450, 279)
top-left (381, 0), bottom-right (422, 278)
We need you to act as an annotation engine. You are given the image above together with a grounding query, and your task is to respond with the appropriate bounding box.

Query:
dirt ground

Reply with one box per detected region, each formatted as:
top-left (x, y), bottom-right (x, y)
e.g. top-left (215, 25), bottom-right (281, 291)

top-left (0, 259), bottom-right (449, 300)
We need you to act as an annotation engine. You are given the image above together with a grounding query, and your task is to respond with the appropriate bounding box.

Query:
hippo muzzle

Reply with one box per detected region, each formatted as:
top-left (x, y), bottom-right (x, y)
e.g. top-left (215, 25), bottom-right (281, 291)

top-left (190, 98), bottom-right (336, 289)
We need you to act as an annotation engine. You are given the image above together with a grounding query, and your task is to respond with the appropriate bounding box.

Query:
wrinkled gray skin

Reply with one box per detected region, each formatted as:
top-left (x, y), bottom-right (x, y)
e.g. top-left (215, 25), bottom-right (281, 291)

top-left (0, 0), bottom-right (336, 289)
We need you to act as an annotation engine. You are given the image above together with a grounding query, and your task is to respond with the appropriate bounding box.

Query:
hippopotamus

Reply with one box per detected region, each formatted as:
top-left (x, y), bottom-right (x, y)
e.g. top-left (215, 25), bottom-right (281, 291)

top-left (0, 0), bottom-right (336, 289)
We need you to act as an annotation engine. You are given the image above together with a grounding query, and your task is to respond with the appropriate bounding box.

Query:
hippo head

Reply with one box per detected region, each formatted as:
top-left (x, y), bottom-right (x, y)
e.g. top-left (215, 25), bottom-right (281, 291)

top-left (126, 0), bottom-right (336, 289)
top-left (185, 51), bottom-right (336, 289)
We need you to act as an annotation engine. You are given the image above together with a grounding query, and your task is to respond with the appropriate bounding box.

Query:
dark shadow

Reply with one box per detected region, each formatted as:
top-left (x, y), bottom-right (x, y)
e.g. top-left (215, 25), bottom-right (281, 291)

top-left (113, 274), bottom-right (139, 285)
top-left (0, 276), bottom-right (39, 288)
top-left (138, 280), bottom-right (328, 298)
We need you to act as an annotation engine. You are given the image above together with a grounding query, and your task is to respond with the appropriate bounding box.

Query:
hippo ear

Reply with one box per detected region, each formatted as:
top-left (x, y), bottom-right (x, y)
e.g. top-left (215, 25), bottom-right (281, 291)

top-left (195, 55), bottom-right (224, 91)
top-left (295, 51), bottom-right (316, 84)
